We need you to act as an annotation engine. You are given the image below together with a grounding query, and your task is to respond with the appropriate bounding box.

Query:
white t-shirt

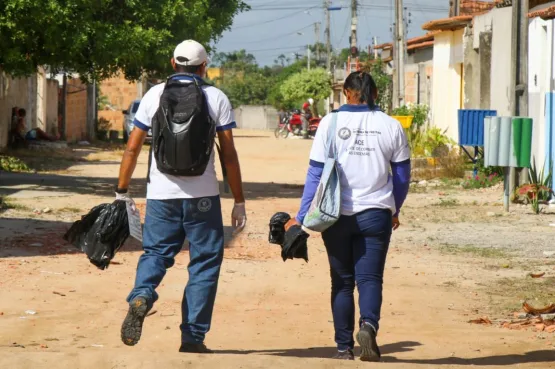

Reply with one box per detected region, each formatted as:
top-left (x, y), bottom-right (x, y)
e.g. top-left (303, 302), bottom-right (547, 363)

top-left (133, 76), bottom-right (236, 200)
top-left (309, 105), bottom-right (410, 216)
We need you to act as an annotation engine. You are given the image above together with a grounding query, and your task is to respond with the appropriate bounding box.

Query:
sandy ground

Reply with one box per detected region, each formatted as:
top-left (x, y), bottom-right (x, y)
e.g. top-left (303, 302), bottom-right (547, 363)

top-left (1, 131), bottom-right (555, 368)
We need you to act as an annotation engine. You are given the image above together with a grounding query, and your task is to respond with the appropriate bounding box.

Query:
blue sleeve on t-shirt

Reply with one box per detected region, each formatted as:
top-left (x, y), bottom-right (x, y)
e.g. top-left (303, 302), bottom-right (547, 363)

top-left (391, 159), bottom-right (411, 217)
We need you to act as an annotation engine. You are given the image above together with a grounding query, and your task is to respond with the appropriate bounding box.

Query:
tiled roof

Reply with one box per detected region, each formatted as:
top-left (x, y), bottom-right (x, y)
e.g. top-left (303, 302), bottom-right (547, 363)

top-left (407, 41), bottom-right (434, 51)
top-left (460, 0), bottom-right (497, 16)
top-left (529, 4), bottom-right (555, 20)
top-left (422, 15), bottom-right (474, 31)
top-left (374, 31), bottom-right (438, 50)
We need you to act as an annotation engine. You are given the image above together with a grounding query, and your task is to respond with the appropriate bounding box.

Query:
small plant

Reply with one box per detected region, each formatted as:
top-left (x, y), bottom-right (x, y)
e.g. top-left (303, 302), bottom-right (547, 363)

top-left (462, 173), bottom-right (502, 189)
top-left (97, 117), bottom-right (111, 131)
top-left (434, 198), bottom-right (460, 207)
top-left (0, 155), bottom-right (31, 172)
top-left (521, 158), bottom-right (553, 214)
top-left (437, 150), bottom-right (466, 178)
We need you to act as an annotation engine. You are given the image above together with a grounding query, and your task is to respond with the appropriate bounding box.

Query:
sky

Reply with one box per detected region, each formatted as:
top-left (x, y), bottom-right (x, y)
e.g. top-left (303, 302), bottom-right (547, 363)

top-left (213, 0), bottom-right (451, 66)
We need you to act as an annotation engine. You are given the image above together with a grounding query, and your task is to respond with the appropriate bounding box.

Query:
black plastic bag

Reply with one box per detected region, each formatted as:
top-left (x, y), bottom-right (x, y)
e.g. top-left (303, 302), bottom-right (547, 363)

top-left (268, 212), bottom-right (291, 245)
top-left (64, 200), bottom-right (130, 270)
top-left (281, 225), bottom-right (309, 262)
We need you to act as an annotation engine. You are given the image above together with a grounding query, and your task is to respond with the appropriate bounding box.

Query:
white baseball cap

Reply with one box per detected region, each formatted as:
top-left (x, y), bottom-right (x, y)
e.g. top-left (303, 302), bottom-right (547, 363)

top-left (173, 40), bottom-right (209, 66)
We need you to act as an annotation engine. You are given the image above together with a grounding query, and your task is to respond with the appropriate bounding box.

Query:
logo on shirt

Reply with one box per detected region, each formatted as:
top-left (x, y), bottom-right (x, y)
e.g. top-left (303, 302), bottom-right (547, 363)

top-left (198, 198), bottom-right (212, 212)
top-left (338, 127), bottom-right (351, 140)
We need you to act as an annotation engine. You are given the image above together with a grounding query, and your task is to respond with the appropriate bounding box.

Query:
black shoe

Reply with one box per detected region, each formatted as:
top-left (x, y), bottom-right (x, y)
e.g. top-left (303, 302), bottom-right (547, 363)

top-left (356, 323), bottom-right (381, 362)
top-left (121, 297), bottom-right (149, 346)
top-left (332, 349), bottom-right (355, 360)
top-left (179, 342), bottom-right (213, 354)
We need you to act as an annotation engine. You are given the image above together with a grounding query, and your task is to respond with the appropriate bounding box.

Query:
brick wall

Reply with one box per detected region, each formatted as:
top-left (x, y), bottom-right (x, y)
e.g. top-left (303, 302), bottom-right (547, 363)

top-left (65, 78), bottom-right (88, 142)
top-left (98, 75), bottom-right (140, 131)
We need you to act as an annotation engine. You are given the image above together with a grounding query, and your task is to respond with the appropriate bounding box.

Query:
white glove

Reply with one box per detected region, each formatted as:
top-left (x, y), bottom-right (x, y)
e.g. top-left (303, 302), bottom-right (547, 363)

top-left (231, 202), bottom-right (247, 236)
top-left (116, 191), bottom-right (136, 212)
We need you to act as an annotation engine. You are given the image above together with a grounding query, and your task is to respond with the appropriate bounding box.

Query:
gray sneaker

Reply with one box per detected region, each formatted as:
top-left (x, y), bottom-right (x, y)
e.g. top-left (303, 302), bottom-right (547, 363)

top-left (356, 323), bottom-right (381, 362)
top-left (121, 297), bottom-right (149, 346)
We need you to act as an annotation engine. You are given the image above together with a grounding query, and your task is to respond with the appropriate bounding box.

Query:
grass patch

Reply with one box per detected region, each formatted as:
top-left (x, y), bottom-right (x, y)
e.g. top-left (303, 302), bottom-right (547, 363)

top-left (489, 277), bottom-right (555, 314)
top-left (58, 207), bottom-right (81, 213)
top-left (433, 198), bottom-right (460, 207)
top-left (440, 244), bottom-right (510, 259)
top-left (0, 197), bottom-right (29, 211)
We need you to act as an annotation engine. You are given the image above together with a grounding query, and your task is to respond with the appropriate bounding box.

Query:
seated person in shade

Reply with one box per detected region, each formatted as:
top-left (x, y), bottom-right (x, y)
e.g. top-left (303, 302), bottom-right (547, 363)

top-left (12, 108), bottom-right (58, 142)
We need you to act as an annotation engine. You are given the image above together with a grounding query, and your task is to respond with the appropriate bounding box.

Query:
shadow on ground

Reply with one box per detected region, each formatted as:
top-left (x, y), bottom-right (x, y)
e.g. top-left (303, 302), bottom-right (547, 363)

top-left (216, 341), bottom-right (422, 359)
top-left (217, 341), bottom-right (555, 366)
top-left (0, 218), bottom-right (236, 259)
top-left (0, 172), bottom-right (303, 200)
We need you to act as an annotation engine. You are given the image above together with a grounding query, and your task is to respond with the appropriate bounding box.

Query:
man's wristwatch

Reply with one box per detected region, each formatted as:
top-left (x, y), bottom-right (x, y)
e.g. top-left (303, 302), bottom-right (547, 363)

top-left (115, 186), bottom-right (128, 194)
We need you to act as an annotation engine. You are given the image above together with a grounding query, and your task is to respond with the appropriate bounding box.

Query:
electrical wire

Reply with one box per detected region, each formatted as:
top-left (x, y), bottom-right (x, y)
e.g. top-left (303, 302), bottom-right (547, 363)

top-left (231, 6), bottom-right (320, 29)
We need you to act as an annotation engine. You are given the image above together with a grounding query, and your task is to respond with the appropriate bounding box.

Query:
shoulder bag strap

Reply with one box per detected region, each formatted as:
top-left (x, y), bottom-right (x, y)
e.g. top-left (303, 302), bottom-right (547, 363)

top-left (327, 112), bottom-right (339, 159)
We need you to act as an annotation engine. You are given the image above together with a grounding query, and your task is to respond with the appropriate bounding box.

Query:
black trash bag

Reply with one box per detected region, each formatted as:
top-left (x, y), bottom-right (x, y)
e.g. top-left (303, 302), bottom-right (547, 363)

top-left (269, 212), bottom-right (291, 245)
top-left (281, 225), bottom-right (309, 262)
top-left (64, 200), bottom-right (130, 270)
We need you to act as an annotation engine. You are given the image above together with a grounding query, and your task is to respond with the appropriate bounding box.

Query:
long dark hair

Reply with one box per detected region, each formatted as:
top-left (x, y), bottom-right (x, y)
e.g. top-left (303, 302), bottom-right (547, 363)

top-left (343, 71), bottom-right (378, 111)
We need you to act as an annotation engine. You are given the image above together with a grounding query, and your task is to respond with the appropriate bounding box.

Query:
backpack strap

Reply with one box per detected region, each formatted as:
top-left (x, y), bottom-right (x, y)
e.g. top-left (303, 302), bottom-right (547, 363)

top-left (146, 141), bottom-right (153, 183)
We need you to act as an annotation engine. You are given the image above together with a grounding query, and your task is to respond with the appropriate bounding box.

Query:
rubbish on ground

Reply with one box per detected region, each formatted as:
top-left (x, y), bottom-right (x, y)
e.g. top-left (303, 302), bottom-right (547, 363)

top-left (24, 310), bottom-right (36, 315)
top-left (147, 310), bottom-right (157, 317)
top-left (91, 344), bottom-right (104, 348)
top-left (78, 141), bottom-right (91, 146)
top-left (543, 251), bottom-right (555, 258)
top-left (53, 291), bottom-right (66, 297)
top-left (40, 271), bottom-right (64, 275)
top-left (42, 207), bottom-right (51, 213)
top-left (468, 317), bottom-right (492, 325)
top-left (528, 272), bottom-right (546, 278)
top-left (29, 243), bottom-right (43, 247)
top-left (523, 302), bottom-right (555, 315)
top-left (63, 200), bottom-right (130, 270)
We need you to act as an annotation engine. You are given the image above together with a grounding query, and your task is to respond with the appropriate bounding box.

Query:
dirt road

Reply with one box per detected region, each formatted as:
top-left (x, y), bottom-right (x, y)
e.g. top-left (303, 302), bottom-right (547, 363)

top-left (1, 131), bottom-right (554, 368)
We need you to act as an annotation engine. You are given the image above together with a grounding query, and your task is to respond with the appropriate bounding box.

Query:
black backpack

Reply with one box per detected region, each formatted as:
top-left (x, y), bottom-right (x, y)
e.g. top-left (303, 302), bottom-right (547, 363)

top-left (149, 73), bottom-right (216, 179)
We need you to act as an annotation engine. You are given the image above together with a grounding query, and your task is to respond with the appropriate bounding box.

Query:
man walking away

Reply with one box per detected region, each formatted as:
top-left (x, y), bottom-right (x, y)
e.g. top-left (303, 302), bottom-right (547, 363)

top-left (115, 40), bottom-right (246, 353)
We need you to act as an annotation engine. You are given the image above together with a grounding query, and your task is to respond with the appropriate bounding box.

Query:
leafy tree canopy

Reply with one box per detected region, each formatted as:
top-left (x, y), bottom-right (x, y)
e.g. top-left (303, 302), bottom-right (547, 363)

top-left (0, 0), bottom-right (248, 81)
top-left (280, 68), bottom-right (332, 107)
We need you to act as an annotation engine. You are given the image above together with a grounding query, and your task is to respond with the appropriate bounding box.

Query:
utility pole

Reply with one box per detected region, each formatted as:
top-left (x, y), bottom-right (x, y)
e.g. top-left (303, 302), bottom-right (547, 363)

top-left (509, 0), bottom-right (530, 190)
top-left (315, 22), bottom-right (321, 63)
top-left (394, 0), bottom-right (406, 108)
top-left (373, 36), bottom-right (379, 59)
top-left (350, 0), bottom-right (358, 52)
top-left (307, 45), bottom-right (311, 70)
top-left (325, 1), bottom-right (331, 71)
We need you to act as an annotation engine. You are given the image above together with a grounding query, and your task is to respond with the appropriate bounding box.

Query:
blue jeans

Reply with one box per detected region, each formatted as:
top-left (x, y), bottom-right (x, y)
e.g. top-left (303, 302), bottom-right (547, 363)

top-left (322, 208), bottom-right (392, 351)
top-left (127, 196), bottom-right (224, 345)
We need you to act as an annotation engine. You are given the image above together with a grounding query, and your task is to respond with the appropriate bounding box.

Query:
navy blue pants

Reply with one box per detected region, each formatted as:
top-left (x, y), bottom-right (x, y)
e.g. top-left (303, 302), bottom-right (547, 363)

top-left (322, 208), bottom-right (392, 351)
top-left (127, 196), bottom-right (224, 345)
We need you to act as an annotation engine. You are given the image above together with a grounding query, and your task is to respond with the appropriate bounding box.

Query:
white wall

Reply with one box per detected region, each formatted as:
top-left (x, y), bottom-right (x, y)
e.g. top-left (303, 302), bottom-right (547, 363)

top-left (234, 105), bottom-right (278, 130)
top-left (431, 30), bottom-right (463, 143)
top-left (490, 6), bottom-right (513, 116)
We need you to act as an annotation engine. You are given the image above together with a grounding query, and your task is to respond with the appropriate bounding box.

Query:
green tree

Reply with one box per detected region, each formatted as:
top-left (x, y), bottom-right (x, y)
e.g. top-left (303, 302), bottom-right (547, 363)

top-left (219, 72), bottom-right (271, 107)
top-left (0, 1), bottom-right (248, 81)
top-left (361, 59), bottom-right (392, 113)
top-left (280, 68), bottom-right (332, 114)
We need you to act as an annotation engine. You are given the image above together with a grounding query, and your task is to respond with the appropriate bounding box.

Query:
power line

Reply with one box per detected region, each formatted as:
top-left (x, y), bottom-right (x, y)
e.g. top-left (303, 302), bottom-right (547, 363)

top-left (227, 23), bottom-right (317, 45)
top-left (231, 6), bottom-right (320, 29)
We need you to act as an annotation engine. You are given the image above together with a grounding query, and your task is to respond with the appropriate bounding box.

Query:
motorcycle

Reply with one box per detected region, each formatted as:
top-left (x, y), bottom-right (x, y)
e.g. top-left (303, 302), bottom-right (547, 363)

top-left (274, 109), bottom-right (320, 139)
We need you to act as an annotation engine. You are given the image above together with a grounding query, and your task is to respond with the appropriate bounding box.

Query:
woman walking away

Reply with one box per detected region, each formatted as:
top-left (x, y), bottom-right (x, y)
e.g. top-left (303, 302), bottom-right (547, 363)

top-left (286, 71), bottom-right (411, 361)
